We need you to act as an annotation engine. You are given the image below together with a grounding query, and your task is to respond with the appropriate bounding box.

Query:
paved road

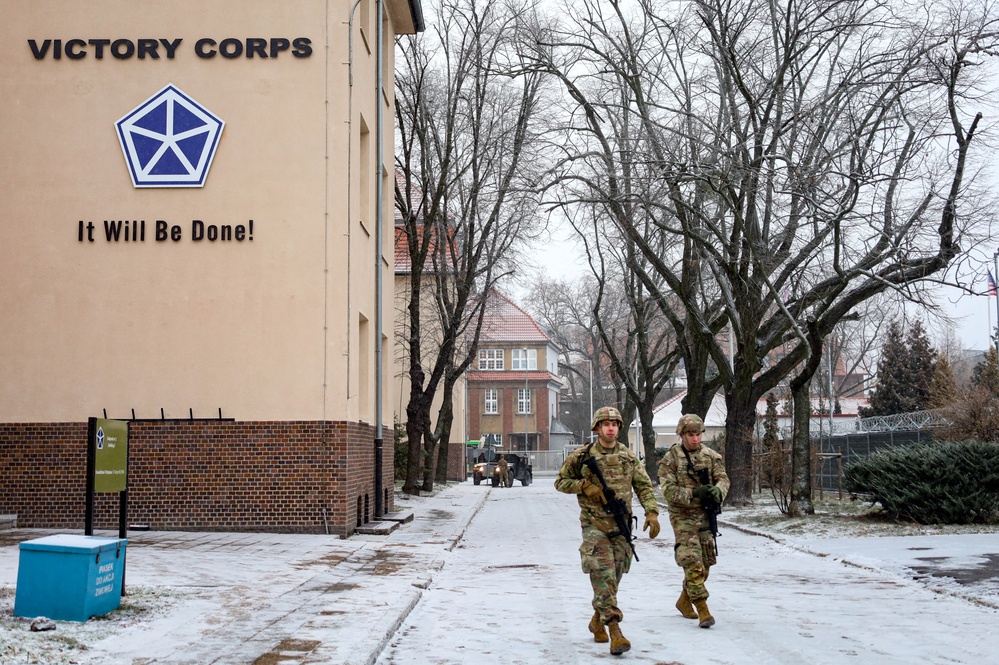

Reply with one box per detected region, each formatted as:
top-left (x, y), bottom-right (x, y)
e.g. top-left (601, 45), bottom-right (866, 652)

top-left (376, 482), bottom-right (999, 665)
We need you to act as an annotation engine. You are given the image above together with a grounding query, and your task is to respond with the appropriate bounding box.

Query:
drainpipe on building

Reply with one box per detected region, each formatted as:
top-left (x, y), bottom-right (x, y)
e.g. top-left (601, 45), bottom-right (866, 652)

top-left (374, 0), bottom-right (385, 519)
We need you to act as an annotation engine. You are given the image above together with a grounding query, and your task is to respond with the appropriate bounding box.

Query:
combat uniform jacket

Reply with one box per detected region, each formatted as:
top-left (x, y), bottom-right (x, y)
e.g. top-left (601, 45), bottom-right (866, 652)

top-left (555, 441), bottom-right (658, 533)
top-left (658, 442), bottom-right (730, 519)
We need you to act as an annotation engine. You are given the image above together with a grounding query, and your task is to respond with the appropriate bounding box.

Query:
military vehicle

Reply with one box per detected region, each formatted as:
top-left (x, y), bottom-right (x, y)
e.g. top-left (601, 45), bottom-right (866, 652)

top-left (469, 447), bottom-right (533, 487)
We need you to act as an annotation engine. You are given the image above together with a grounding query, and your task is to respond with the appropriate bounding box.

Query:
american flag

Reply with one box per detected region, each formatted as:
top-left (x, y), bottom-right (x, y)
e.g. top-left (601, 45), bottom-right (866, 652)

top-left (989, 270), bottom-right (997, 297)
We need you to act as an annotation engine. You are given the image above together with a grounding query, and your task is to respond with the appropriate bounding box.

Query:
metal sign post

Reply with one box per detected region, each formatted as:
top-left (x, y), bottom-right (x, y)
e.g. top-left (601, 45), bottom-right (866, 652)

top-left (85, 417), bottom-right (130, 593)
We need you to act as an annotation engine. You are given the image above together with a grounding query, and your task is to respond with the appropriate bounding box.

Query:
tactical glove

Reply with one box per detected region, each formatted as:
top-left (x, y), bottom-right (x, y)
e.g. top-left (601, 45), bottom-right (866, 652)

top-left (693, 485), bottom-right (722, 504)
top-left (643, 513), bottom-right (660, 539)
top-left (708, 484), bottom-right (723, 504)
top-left (581, 480), bottom-right (607, 505)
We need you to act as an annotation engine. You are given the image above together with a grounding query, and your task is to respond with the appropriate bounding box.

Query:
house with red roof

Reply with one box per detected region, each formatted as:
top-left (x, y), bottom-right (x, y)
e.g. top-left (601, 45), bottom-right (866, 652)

top-left (467, 290), bottom-right (567, 453)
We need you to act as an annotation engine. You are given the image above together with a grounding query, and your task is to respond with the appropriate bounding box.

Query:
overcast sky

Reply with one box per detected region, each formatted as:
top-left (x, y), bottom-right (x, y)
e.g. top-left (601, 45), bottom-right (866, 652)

top-left (517, 225), bottom-right (999, 355)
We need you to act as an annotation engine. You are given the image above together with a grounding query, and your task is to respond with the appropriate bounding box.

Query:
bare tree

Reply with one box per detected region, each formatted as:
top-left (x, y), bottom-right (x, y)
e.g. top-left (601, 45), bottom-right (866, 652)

top-left (395, 0), bottom-right (547, 494)
top-left (523, 0), bottom-right (999, 505)
top-left (524, 274), bottom-right (609, 439)
top-left (581, 208), bottom-right (682, 478)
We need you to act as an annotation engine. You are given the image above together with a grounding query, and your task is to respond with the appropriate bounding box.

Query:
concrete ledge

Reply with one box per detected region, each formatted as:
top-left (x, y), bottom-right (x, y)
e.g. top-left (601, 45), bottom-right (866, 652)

top-left (0, 515), bottom-right (16, 530)
top-left (380, 510), bottom-right (414, 524)
top-left (354, 521), bottom-right (400, 536)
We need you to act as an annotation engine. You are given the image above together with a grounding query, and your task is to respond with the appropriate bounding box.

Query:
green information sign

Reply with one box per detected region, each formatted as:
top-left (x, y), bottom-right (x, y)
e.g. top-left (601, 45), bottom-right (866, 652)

top-left (94, 418), bottom-right (128, 493)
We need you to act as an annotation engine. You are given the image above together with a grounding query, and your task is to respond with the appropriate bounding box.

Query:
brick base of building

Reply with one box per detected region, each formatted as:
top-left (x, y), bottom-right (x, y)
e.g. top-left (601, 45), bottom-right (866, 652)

top-left (0, 420), bottom-right (394, 538)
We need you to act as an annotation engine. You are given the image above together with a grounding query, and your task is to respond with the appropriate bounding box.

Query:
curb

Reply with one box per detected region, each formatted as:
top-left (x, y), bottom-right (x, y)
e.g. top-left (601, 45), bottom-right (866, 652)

top-left (718, 518), bottom-right (999, 611)
top-left (359, 484), bottom-right (491, 665)
top-left (353, 588), bottom-right (423, 665)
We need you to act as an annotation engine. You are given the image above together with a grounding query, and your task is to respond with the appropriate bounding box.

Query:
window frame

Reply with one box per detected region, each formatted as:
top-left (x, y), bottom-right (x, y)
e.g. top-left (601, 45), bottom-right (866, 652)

top-left (517, 387), bottom-right (531, 414)
top-left (484, 388), bottom-right (498, 414)
top-left (478, 348), bottom-right (504, 370)
top-left (511, 348), bottom-right (537, 371)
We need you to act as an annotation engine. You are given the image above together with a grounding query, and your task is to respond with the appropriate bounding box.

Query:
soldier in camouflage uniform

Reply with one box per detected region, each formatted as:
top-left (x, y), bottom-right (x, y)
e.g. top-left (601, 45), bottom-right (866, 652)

top-left (555, 406), bottom-right (660, 656)
top-left (496, 455), bottom-right (509, 487)
top-left (658, 413), bottom-right (730, 628)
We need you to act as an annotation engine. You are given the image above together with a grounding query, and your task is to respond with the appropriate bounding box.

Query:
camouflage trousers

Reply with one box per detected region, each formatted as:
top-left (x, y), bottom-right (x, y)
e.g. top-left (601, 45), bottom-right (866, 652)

top-left (578, 523), bottom-right (633, 624)
top-left (670, 512), bottom-right (717, 602)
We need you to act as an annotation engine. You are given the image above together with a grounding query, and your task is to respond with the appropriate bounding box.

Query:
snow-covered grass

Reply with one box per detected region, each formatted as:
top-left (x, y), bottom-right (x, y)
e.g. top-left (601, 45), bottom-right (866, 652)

top-left (0, 585), bottom-right (186, 664)
top-left (724, 491), bottom-right (999, 539)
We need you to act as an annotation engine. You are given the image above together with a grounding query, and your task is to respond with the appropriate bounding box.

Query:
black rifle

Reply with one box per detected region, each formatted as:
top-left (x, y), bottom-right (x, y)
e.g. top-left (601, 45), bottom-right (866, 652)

top-left (682, 446), bottom-right (721, 547)
top-left (583, 455), bottom-right (640, 562)
top-left (695, 467), bottom-right (722, 545)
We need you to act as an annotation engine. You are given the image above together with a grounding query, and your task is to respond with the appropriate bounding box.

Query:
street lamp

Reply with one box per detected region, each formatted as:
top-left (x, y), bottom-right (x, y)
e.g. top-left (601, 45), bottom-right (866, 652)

top-left (523, 348), bottom-right (530, 452)
top-left (993, 248), bottom-right (999, 357)
top-left (584, 358), bottom-right (594, 443)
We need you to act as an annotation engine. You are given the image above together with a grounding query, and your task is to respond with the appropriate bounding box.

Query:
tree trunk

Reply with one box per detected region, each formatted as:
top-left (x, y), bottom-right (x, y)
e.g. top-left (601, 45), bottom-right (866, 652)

top-left (723, 388), bottom-right (757, 505)
top-left (789, 320), bottom-right (824, 517)
top-left (420, 425), bottom-right (439, 493)
top-left (789, 375), bottom-right (815, 516)
top-left (637, 400), bottom-right (658, 481)
top-left (402, 388), bottom-right (427, 495)
top-left (680, 337), bottom-right (716, 417)
top-left (434, 381), bottom-right (457, 483)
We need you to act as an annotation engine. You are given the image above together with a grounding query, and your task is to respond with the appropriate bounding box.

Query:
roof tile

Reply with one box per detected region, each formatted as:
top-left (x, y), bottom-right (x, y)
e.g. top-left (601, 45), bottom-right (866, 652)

top-left (479, 290), bottom-right (550, 343)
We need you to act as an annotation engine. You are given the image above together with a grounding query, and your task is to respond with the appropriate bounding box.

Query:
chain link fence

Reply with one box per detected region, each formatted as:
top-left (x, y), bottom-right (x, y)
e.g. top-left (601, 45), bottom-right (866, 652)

top-left (520, 450), bottom-right (569, 475)
top-left (815, 429), bottom-right (936, 495)
top-left (753, 426), bottom-right (939, 500)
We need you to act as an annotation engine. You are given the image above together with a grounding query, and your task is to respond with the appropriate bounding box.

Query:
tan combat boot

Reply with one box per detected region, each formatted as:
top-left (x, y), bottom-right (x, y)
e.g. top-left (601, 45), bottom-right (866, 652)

top-left (692, 598), bottom-right (715, 628)
top-left (607, 620), bottom-right (631, 655)
top-left (588, 611), bottom-right (608, 643)
top-left (675, 588), bottom-right (698, 619)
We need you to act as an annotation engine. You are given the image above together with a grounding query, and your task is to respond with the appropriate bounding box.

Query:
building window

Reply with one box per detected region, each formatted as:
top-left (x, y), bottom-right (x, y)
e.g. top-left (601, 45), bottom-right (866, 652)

top-left (478, 348), bottom-right (504, 370)
top-left (484, 389), bottom-right (498, 414)
top-left (512, 348), bottom-right (537, 370)
top-left (483, 433), bottom-right (502, 448)
top-left (517, 388), bottom-right (531, 414)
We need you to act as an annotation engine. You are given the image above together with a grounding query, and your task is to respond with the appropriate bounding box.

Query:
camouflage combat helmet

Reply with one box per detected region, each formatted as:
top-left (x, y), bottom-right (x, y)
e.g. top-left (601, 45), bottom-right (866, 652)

top-left (676, 413), bottom-right (705, 435)
top-left (591, 406), bottom-right (623, 431)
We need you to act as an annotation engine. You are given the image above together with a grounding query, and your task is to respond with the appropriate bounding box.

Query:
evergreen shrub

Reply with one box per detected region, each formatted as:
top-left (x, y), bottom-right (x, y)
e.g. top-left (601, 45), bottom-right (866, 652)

top-left (844, 440), bottom-right (999, 524)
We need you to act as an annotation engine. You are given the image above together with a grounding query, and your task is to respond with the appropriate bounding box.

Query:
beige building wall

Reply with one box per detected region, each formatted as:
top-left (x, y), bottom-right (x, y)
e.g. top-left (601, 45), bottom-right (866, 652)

top-left (0, 1), bottom-right (417, 425)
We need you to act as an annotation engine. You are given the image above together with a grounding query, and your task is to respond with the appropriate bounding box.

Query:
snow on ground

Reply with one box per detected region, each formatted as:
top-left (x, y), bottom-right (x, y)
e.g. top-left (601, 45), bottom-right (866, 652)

top-left (2, 481), bottom-right (997, 664)
top-left (374, 483), bottom-right (999, 665)
top-left (722, 494), bottom-right (999, 608)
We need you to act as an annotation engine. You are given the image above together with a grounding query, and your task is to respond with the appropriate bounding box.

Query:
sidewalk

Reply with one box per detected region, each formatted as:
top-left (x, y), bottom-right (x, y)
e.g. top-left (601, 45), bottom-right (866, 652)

top-left (0, 482), bottom-right (488, 665)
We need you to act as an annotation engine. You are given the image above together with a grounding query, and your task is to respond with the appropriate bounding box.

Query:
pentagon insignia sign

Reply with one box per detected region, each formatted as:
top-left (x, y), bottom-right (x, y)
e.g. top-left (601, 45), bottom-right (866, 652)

top-left (115, 84), bottom-right (224, 188)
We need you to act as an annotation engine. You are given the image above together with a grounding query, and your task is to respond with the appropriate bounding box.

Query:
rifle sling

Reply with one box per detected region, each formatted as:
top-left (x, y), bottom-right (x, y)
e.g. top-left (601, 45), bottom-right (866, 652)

top-left (583, 445), bottom-right (633, 515)
top-left (682, 445), bottom-right (704, 486)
